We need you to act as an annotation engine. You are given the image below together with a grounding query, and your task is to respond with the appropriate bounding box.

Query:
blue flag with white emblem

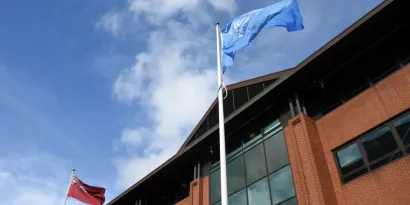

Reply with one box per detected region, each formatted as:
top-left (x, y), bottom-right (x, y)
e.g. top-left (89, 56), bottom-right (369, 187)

top-left (221, 0), bottom-right (304, 69)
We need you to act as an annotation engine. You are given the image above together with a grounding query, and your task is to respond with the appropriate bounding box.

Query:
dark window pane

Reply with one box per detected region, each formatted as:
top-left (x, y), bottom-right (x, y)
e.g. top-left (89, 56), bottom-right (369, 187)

top-left (279, 197), bottom-right (297, 205)
top-left (265, 130), bottom-right (290, 173)
top-left (248, 178), bottom-right (271, 205)
top-left (234, 87), bottom-right (249, 109)
top-left (227, 156), bottom-right (246, 195)
top-left (263, 120), bottom-right (281, 134)
top-left (208, 105), bottom-right (218, 129)
top-left (245, 143), bottom-right (268, 184)
top-left (269, 165), bottom-right (296, 204)
top-left (248, 83), bottom-right (264, 100)
top-left (210, 169), bottom-right (221, 204)
top-left (229, 189), bottom-right (247, 205)
top-left (361, 126), bottom-right (402, 170)
top-left (197, 122), bottom-right (207, 137)
top-left (341, 167), bottom-right (368, 183)
top-left (224, 90), bottom-right (235, 117)
top-left (263, 79), bottom-right (276, 88)
top-left (226, 144), bottom-right (243, 161)
top-left (394, 113), bottom-right (410, 146)
top-left (187, 135), bottom-right (196, 146)
top-left (336, 143), bottom-right (365, 175)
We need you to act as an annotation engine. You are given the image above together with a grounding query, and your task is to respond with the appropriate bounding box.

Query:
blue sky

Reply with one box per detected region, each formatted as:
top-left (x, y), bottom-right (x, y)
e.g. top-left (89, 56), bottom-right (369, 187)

top-left (0, 0), bottom-right (382, 204)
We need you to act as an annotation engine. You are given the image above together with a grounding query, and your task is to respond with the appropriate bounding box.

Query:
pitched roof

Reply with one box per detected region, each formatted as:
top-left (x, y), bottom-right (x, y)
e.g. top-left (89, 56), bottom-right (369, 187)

top-left (107, 0), bottom-right (399, 203)
top-left (177, 68), bottom-right (296, 153)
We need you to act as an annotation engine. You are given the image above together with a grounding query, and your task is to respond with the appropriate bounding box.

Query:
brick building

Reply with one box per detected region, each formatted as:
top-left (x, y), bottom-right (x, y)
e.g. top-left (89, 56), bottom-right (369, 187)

top-left (108, 0), bottom-right (410, 204)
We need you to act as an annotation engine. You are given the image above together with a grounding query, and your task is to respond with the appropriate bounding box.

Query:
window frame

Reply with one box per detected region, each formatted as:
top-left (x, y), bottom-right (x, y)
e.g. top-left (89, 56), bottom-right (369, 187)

top-left (392, 112), bottom-right (410, 148)
top-left (268, 165), bottom-right (297, 205)
top-left (333, 143), bottom-right (369, 183)
top-left (210, 120), bottom-right (297, 205)
top-left (264, 128), bottom-right (291, 175)
top-left (333, 110), bottom-right (410, 184)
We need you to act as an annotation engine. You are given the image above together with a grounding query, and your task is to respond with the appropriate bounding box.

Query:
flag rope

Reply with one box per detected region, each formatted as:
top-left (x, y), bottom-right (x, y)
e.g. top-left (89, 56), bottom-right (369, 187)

top-left (217, 81), bottom-right (228, 100)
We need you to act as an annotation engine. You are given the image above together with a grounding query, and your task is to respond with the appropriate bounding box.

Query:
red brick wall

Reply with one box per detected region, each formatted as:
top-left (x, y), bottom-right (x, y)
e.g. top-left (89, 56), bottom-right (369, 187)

top-left (175, 197), bottom-right (190, 205)
top-left (285, 64), bottom-right (410, 205)
top-left (284, 122), bottom-right (311, 204)
top-left (191, 180), bottom-right (200, 205)
top-left (178, 65), bottom-right (410, 205)
top-left (285, 116), bottom-right (337, 205)
top-left (202, 176), bottom-right (210, 205)
top-left (174, 176), bottom-right (210, 205)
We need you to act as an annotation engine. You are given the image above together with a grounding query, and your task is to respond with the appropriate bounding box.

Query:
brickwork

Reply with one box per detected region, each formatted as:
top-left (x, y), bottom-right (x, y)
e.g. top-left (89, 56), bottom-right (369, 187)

top-left (285, 64), bottom-right (410, 205)
top-left (285, 116), bottom-right (337, 205)
top-left (284, 124), bottom-right (311, 204)
top-left (175, 176), bottom-right (210, 205)
top-left (178, 65), bottom-right (410, 205)
top-left (304, 116), bottom-right (338, 205)
top-left (175, 197), bottom-right (190, 205)
top-left (201, 176), bottom-right (210, 205)
top-left (191, 179), bottom-right (201, 205)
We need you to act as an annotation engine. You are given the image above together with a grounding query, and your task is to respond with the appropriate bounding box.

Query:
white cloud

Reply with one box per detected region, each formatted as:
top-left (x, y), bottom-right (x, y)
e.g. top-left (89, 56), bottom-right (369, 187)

top-left (114, 149), bottom-right (174, 188)
top-left (120, 128), bottom-right (149, 148)
top-left (96, 12), bottom-right (122, 36)
top-left (208, 0), bottom-right (236, 12)
top-left (105, 0), bottom-right (301, 193)
top-left (129, 0), bottom-right (200, 22)
top-left (102, 0), bottom-right (239, 191)
top-left (128, 0), bottom-right (236, 23)
top-left (0, 66), bottom-right (113, 204)
top-left (12, 191), bottom-right (60, 205)
top-left (112, 18), bottom-right (223, 188)
top-left (113, 127), bottom-right (152, 155)
top-left (0, 150), bottom-right (84, 205)
top-left (106, 0), bottom-right (375, 193)
top-left (0, 171), bottom-right (10, 180)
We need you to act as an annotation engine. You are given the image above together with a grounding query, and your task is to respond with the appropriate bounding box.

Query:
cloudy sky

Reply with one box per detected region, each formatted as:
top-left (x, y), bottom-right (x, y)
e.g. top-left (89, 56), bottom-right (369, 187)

top-left (0, 0), bottom-right (382, 204)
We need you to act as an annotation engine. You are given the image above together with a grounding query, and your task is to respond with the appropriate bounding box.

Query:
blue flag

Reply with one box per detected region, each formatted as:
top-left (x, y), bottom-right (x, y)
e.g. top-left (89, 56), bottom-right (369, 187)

top-left (221, 0), bottom-right (304, 69)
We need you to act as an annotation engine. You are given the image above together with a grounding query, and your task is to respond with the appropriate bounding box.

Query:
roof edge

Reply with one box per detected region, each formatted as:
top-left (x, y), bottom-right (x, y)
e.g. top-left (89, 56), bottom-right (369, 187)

top-left (107, 1), bottom-right (394, 203)
top-left (177, 67), bottom-right (295, 153)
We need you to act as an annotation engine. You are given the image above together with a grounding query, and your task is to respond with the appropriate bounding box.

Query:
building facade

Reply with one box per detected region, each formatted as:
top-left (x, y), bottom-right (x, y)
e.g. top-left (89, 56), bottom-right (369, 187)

top-left (108, 1), bottom-right (410, 204)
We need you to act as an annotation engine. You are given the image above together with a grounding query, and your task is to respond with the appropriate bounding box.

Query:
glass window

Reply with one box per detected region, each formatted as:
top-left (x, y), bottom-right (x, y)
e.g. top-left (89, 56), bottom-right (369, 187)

top-left (264, 120), bottom-right (280, 134)
top-left (229, 189), bottom-right (247, 205)
top-left (279, 197), bottom-right (297, 205)
top-left (247, 178), bottom-right (271, 205)
top-left (210, 120), bottom-right (297, 205)
top-left (227, 156), bottom-right (246, 195)
top-left (210, 169), bottom-right (221, 204)
top-left (269, 165), bottom-right (296, 205)
top-left (394, 113), bottom-right (410, 147)
top-left (265, 130), bottom-right (290, 173)
top-left (245, 143), bottom-right (268, 184)
top-left (361, 126), bottom-right (402, 169)
top-left (336, 143), bottom-right (368, 182)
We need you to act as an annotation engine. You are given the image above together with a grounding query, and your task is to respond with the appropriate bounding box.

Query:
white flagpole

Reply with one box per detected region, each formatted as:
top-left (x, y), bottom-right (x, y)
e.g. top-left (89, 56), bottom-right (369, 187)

top-left (215, 22), bottom-right (229, 205)
top-left (63, 169), bottom-right (75, 205)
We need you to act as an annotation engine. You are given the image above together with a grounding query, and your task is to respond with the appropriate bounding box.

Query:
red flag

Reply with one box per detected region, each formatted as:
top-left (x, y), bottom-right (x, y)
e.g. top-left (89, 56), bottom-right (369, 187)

top-left (68, 175), bottom-right (106, 205)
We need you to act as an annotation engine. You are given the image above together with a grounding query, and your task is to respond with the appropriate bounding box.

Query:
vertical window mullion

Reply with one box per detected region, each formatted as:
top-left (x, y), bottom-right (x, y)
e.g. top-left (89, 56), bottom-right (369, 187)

top-left (261, 128), bottom-right (274, 205)
top-left (357, 140), bottom-right (371, 172)
top-left (246, 87), bottom-right (250, 101)
top-left (241, 141), bottom-right (249, 205)
top-left (232, 90), bottom-right (236, 111)
top-left (333, 151), bottom-right (345, 183)
top-left (389, 123), bottom-right (407, 156)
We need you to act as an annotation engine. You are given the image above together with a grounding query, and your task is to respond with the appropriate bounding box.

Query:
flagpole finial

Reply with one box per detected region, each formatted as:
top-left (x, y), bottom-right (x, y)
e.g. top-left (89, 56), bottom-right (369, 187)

top-left (216, 22), bottom-right (219, 25)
